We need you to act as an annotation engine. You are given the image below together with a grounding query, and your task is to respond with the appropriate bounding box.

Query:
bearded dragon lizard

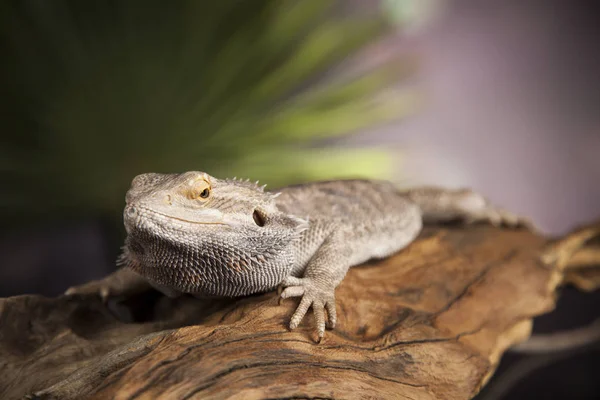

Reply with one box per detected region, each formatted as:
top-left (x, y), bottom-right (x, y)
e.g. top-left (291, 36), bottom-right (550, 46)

top-left (66, 172), bottom-right (530, 342)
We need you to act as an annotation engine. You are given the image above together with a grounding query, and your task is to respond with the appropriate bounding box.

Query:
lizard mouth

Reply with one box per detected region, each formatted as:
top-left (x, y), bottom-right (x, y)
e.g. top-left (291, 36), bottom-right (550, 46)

top-left (125, 205), bottom-right (227, 230)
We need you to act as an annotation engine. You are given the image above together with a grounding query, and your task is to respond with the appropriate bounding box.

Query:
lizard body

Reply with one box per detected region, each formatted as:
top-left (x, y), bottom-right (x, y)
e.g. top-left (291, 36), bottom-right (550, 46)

top-left (67, 171), bottom-right (529, 341)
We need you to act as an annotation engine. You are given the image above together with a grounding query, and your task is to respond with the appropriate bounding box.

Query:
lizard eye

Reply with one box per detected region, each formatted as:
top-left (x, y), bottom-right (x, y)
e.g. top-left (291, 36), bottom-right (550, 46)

top-left (185, 179), bottom-right (211, 201)
top-left (253, 209), bottom-right (265, 227)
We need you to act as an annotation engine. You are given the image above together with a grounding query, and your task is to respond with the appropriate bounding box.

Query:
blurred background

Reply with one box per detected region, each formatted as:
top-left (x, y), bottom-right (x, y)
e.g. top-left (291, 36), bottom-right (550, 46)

top-left (1, 0), bottom-right (598, 398)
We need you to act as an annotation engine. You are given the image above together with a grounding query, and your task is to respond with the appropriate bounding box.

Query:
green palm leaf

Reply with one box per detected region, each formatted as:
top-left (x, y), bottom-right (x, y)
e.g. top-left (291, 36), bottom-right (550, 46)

top-left (0, 0), bottom-right (415, 223)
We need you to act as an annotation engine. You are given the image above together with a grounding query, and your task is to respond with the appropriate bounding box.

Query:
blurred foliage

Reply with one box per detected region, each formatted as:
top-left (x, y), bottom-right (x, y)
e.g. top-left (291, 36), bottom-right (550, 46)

top-left (382, 0), bottom-right (443, 31)
top-left (0, 0), bottom-right (414, 224)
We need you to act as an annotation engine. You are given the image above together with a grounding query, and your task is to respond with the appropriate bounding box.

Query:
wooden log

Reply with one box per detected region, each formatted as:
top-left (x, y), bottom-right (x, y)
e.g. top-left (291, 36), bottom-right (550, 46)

top-left (1, 222), bottom-right (599, 400)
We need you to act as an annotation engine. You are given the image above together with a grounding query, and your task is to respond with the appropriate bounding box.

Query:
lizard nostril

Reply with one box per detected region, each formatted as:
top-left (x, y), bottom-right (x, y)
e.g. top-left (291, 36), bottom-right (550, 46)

top-left (127, 207), bottom-right (137, 217)
top-left (165, 194), bottom-right (172, 205)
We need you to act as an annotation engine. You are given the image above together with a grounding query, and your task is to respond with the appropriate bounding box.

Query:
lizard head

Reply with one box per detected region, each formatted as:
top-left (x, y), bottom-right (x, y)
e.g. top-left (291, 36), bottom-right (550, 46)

top-left (120, 171), bottom-right (307, 296)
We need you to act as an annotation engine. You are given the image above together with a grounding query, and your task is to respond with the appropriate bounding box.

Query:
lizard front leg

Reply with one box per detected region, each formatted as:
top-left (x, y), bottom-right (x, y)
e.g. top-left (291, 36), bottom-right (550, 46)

top-left (279, 227), bottom-right (350, 343)
top-left (65, 267), bottom-right (183, 300)
top-left (64, 267), bottom-right (152, 301)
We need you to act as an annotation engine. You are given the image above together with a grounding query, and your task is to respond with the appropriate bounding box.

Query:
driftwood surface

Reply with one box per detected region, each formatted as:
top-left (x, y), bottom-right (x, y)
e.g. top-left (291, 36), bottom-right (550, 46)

top-left (1, 222), bottom-right (599, 400)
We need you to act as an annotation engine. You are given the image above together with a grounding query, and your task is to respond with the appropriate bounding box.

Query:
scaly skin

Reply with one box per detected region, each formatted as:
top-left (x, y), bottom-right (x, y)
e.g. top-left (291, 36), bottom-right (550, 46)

top-left (66, 171), bottom-right (532, 342)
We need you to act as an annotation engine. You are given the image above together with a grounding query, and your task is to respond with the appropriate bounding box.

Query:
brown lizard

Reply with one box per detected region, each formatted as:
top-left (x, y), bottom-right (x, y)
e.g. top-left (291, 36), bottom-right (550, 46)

top-left (66, 171), bottom-right (531, 342)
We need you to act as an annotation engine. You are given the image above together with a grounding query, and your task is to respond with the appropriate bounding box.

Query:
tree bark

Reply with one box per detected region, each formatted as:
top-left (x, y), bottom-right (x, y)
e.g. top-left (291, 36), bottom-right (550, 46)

top-left (1, 222), bottom-right (599, 400)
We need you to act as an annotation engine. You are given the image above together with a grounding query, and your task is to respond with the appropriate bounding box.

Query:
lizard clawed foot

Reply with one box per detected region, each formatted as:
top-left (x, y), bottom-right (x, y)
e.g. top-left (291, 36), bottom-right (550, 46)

top-left (279, 276), bottom-right (337, 343)
top-left (468, 207), bottom-right (536, 231)
top-left (64, 268), bottom-right (150, 303)
top-left (65, 279), bottom-right (112, 303)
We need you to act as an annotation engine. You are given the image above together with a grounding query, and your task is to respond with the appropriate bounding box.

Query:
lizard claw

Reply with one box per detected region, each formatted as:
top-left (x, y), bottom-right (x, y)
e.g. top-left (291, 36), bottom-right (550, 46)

top-left (280, 276), bottom-right (337, 343)
top-left (65, 281), bottom-right (111, 303)
top-left (63, 268), bottom-right (151, 303)
top-left (467, 207), bottom-right (536, 231)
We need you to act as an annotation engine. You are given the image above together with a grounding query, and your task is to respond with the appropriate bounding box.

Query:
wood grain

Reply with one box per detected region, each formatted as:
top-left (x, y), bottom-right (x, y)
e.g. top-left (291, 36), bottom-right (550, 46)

top-left (1, 222), bottom-right (599, 400)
